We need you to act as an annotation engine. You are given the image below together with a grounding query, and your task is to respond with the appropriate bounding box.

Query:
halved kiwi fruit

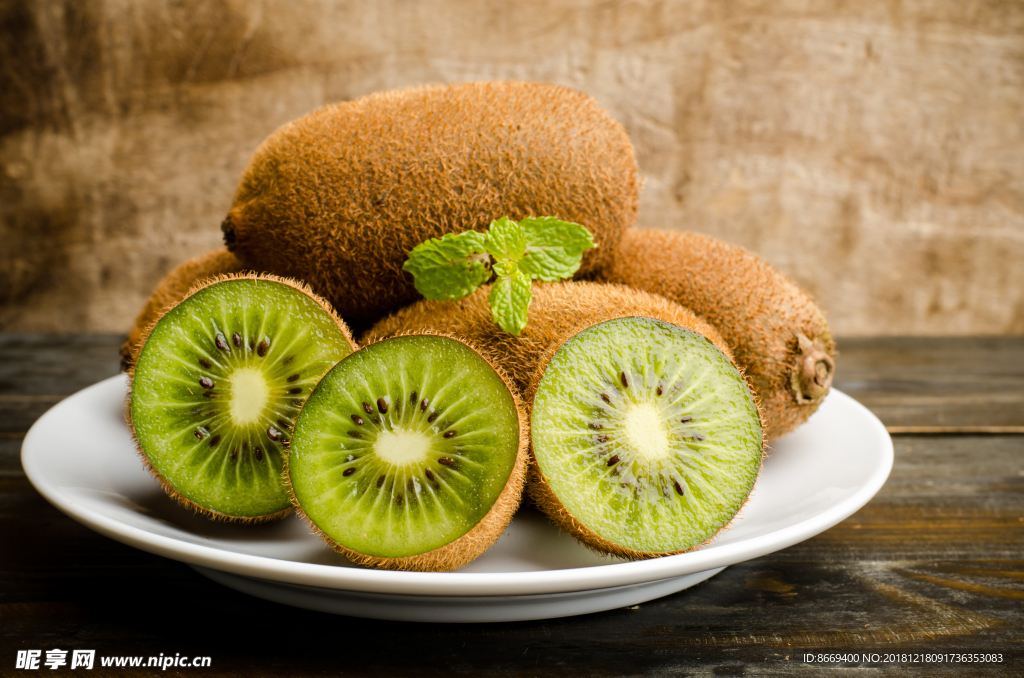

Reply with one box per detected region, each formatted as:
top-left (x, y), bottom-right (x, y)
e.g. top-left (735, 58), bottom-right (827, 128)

top-left (526, 316), bottom-right (764, 559)
top-left (287, 333), bottom-right (528, 572)
top-left (128, 274), bottom-right (357, 522)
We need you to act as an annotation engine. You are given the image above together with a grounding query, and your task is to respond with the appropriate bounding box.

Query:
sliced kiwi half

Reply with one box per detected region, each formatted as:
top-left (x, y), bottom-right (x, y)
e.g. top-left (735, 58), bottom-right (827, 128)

top-left (527, 317), bottom-right (764, 559)
top-left (128, 274), bottom-right (356, 522)
top-left (287, 334), bottom-right (528, 572)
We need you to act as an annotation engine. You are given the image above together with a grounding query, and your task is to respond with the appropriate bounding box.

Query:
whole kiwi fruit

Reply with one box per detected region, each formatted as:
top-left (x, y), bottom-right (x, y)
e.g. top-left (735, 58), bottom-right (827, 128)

top-left (363, 281), bottom-right (732, 394)
top-left (596, 229), bottom-right (836, 440)
top-left (221, 81), bottom-right (640, 325)
top-left (121, 248), bottom-right (247, 371)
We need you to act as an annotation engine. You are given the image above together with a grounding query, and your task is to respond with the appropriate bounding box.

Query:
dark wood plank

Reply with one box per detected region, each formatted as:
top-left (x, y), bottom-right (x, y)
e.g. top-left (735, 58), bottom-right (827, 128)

top-left (0, 335), bottom-right (123, 438)
top-left (833, 337), bottom-right (1024, 429)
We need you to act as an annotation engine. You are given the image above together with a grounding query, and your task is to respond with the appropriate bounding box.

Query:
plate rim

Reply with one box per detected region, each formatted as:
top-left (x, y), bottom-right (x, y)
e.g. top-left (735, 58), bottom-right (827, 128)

top-left (22, 375), bottom-right (893, 597)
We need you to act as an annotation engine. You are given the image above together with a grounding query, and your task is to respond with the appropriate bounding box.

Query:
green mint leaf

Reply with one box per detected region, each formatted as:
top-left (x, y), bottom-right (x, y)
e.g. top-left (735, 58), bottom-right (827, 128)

top-left (488, 266), bottom-right (532, 336)
top-left (402, 231), bottom-right (490, 300)
top-left (484, 217), bottom-right (527, 262)
top-left (517, 217), bottom-right (595, 281)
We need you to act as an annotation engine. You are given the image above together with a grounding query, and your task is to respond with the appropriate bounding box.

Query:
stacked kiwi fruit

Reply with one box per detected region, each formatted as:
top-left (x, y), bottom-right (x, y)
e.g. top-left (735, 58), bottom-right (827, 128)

top-left (126, 81), bottom-right (835, 572)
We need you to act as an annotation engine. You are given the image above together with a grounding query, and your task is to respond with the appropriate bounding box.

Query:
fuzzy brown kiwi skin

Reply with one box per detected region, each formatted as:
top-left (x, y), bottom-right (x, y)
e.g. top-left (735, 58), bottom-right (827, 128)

top-left (223, 81), bottom-right (640, 325)
top-left (125, 273), bottom-right (358, 524)
top-left (284, 330), bottom-right (529, 572)
top-left (523, 318), bottom-right (767, 562)
top-left (362, 281), bottom-right (734, 395)
top-left (120, 248), bottom-right (248, 372)
top-left (596, 229), bottom-right (836, 440)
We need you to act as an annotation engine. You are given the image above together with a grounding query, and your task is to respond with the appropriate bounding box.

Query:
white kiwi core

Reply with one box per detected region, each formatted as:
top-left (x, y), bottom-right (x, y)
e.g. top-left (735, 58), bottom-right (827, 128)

top-left (623, 402), bottom-right (671, 462)
top-left (228, 367), bottom-right (270, 425)
top-left (375, 428), bottom-right (432, 467)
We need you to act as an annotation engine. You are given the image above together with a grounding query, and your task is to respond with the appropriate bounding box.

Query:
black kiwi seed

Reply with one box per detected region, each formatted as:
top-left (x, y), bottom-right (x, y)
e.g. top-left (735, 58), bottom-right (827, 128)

top-left (199, 377), bottom-right (214, 389)
top-left (588, 422), bottom-right (603, 430)
top-left (215, 333), bottom-right (229, 351)
top-left (425, 469), bottom-right (435, 481)
top-left (420, 398), bottom-right (428, 412)
top-left (377, 397), bottom-right (388, 413)
top-left (443, 430), bottom-right (456, 438)
top-left (674, 480), bottom-right (685, 496)
top-left (257, 339), bottom-right (269, 357)
top-left (209, 434), bottom-right (221, 447)
top-left (267, 427), bottom-right (282, 441)
top-left (194, 429), bottom-right (206, 440)
top-left (680, 416), bottom-right (692, 423)
top-left (287, 374), bottom-right (300, 383)
top-left (377, 475), bottom-right (385, 488)
top-left (232, 332), bottom-right (242, 347)
top-left (600, 393), bottom-right (611, 404)
top-left (289, 387), bottom-right (303, 394)
top-left (351, 414), bottom-right (364, 425)
top-left (410, 391), bottom-right (417, 403)
top-left (428, 412), bottom-right (439, 423)
top-left (438, 457), bottom-right (454, 467)
top-left (255, 447), bottom-right (264, 461)
top-left (621, 371), bottom-right (629, 388)
top-left (607, 455), bottom-right (620, 466)
top-left (198, 358), bottom-right (212, 369)
top-left (343, 467), bottom-right (356, 477)
top-left (657, 384), bottom-right (664, 396)
top-left (362, 401), bottom-right (373, 415)
top-left (596, 435), bottom-right (609, 444)
top-left (347, 430), bottom-right (360, 438)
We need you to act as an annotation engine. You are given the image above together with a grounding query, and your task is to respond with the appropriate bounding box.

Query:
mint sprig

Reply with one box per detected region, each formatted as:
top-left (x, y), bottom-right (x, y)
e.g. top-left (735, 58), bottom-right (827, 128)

top-left (402, 217), bottom-right (595, 335)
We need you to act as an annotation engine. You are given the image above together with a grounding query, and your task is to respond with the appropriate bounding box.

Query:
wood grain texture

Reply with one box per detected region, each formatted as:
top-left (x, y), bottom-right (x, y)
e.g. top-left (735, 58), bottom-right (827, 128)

top-left (1, 335), bottom-right (1022, 676)
top-left (833, 336), bottom-right (1024, 428)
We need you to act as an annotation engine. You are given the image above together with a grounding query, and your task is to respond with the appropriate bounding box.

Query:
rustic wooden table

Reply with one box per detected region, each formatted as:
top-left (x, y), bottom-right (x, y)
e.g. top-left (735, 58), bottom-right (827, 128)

top-left (2, 335), bottom-right (1021, 676)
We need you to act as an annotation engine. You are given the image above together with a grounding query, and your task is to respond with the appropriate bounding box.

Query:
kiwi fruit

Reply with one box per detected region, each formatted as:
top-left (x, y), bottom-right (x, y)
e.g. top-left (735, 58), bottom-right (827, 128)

top-left (362, 281), bottom-right (732, 395)
top-left (221, 81), bottom-right (640, 325)
top-left (596, 229), bottom-right (836, 439)
top-left (287, 333), bottom-right (527, 572)
top-left (128, 274), bottom-right (357, 521)
top-left (525, 316), bottom-right (764, 559)
top-left (121, 248), bottom-right (247, 371)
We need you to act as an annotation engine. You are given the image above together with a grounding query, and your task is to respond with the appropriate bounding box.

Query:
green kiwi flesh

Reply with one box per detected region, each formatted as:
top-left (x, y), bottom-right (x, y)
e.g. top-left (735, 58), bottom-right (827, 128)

top-left (530, 317), bottom-right (762, 556)
top-left (288, 335), bottom-right (524, 564)
top-left (130, 277), bottom-right (355, 519)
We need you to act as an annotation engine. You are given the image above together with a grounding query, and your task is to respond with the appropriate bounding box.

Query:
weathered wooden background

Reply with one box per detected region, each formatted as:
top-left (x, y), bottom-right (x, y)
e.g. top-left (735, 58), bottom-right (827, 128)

top-left (2, 0), bottom-right (1023, 335)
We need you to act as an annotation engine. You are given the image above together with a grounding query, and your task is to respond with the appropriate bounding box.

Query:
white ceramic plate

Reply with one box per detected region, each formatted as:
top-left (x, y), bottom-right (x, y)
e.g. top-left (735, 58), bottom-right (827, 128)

top-left (22, 375), bottom-right (892, 622)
